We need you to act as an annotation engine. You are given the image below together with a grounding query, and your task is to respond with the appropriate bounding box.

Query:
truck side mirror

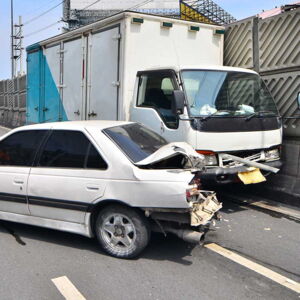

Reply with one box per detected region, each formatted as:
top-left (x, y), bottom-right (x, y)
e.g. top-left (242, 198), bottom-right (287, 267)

top-left (297, 92), bottom-right (300, 110)
top-left (172, 90), bottom-right (185, 115)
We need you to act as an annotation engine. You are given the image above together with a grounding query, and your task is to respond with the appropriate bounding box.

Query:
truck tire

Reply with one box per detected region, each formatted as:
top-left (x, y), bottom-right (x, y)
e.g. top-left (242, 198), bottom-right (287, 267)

top-left (95, 204), bottom-right (150, 258)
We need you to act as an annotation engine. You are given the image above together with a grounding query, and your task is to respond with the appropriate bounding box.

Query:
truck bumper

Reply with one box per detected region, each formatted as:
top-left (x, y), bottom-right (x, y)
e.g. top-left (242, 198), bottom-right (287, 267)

top-left (201, 160), bottom-right (282, 184)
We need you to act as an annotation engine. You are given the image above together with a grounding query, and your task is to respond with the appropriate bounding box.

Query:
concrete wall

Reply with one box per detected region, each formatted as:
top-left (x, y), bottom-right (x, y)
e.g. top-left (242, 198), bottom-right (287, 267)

top-left (224, 8), bottom-right (300, 199)
top-left (268, 138), bottom-right (300, 198)
top-left (0, 75), bottom-right (26, 128)
top-left (0, 126), bottom-right (10, 137)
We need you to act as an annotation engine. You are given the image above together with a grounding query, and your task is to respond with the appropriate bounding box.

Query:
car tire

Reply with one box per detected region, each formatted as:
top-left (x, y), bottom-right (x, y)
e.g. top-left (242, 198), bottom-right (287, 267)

top-left (95, 204), bottom-right (150, 259)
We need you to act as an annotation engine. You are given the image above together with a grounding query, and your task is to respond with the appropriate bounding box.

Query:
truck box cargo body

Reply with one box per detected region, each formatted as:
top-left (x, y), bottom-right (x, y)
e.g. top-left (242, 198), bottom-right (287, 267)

top-left (26, 11), bottom-right (223, 123)
top-left (26, 11), bottom-right (282, 184)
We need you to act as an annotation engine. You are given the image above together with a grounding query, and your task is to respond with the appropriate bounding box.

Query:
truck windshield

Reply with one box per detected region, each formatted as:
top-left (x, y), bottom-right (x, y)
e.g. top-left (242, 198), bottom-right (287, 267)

top-left (181, 70), bottom-right (278, 118)
top-left (103, 123), bottom-right (168, 163)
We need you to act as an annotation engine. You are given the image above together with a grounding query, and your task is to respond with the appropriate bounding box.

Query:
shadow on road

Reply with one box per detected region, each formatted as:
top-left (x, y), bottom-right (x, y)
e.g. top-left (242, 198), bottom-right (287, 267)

top-left (0, 193), bottom-right (249, 265)
top-left (141, 233), bottom-right (197, 265)
top-left (0, 220), bottom-right (199, 265)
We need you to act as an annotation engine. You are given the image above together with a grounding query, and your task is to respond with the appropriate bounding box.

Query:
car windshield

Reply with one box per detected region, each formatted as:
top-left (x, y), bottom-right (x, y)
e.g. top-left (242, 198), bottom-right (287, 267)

top-left (181, 70), bottom-right (278, 118)
top-left (103, 123), bottom-right (168, 163)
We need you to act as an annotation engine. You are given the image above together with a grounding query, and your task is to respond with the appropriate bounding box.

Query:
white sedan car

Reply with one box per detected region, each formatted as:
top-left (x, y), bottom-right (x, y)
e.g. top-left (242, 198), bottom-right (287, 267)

top-left (0, 121), bottom-right (221, 258)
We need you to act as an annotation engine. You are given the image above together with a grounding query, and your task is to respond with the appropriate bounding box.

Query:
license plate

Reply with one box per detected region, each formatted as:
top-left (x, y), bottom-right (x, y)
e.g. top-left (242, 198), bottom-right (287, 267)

top-left (238, 168), bottom-right (266, 185)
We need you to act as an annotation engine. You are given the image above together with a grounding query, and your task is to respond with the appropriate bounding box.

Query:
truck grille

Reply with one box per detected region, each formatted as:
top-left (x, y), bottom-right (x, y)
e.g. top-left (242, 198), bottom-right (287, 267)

top-left (220, 150), bottom-right (263, 168)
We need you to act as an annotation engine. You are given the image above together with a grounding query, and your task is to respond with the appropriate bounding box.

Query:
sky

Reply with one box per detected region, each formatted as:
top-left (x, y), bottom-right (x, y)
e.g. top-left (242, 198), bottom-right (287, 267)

top-left (0, 0), bottom-right (291, 79)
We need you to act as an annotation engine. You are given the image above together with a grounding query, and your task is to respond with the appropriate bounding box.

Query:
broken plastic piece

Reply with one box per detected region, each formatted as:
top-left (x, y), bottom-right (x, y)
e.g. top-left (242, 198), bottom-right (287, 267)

top-left (191, 192), bottom-right (222, 226)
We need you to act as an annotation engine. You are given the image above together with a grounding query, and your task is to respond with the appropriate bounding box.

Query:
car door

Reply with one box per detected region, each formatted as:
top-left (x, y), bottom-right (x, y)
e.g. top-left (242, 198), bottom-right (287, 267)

top-left (0, 130), bottom-right (48, 215)
top-left (27, 129), bottom-right (108, 224)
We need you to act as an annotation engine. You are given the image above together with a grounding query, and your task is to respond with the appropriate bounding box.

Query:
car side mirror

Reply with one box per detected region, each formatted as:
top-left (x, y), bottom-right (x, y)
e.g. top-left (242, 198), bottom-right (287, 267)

top-left (297, 92), bottom-right (300, 110)
top-left (172, 90), bottom-right (185, 115)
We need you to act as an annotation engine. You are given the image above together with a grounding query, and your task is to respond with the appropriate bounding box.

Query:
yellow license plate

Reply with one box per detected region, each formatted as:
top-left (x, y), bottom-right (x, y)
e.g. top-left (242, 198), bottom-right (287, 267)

top-left (238, 168), bottom-right (266, 185)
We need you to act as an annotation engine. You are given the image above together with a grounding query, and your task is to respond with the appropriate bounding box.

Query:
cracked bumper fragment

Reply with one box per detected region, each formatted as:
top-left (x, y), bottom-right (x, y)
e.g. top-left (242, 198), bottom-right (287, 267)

top-left (190, 192), bottom-right (222, 226)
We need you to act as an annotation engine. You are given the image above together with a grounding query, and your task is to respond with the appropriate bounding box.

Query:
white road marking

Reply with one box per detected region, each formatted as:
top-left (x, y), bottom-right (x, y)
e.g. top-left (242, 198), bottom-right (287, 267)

top-left (205, 243), bottom-right (300, 294)
top-left (52, 276), bottom-right (86, 300)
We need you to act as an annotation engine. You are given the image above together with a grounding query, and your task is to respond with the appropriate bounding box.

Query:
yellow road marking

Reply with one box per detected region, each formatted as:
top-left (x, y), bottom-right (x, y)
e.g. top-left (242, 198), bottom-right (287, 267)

top-left (250, 201), bottom-right (300, 221)
top-left (205, 243), bottom-right (300, 294)
top-left (52, 276), bottom-right (86, 300)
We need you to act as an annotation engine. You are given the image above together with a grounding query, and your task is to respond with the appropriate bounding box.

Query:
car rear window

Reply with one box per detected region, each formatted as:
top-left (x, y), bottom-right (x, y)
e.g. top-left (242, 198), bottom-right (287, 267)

top-left (103, 123), bottom-right (167, 163)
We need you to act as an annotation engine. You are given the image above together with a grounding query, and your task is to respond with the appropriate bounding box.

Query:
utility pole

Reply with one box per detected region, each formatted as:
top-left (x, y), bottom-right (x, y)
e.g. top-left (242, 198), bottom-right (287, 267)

top-left (10, 0), bottom-right (14, 78)
top-left (13, 16), bottom-right (24, 77)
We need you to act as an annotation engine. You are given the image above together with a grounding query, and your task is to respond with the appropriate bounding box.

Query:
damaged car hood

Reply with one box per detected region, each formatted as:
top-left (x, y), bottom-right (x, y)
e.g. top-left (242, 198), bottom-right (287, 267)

top-left (135, 142), bottom-right (205, 169)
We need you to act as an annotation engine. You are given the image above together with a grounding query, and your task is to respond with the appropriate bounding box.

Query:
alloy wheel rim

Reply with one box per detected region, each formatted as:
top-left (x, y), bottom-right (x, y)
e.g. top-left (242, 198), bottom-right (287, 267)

top-left (101, 213), bottom-right (137, 252)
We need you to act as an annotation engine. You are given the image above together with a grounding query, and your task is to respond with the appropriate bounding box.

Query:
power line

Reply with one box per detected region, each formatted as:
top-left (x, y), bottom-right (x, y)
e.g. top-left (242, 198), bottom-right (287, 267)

top-left (23, 0), bottom-right (64, 26)
top-left (25, 21), bottom-right (62, 37)
top-left (81, 0), bottom-right (102, 11)
top-left (22, 0), bottom-right (60, 17)
top-left (128, 0), bottom-right (154, 10)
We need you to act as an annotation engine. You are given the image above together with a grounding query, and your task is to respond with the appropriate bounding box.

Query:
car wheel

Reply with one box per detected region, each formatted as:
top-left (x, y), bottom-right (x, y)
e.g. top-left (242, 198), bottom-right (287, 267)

top-left (95, 205), bottom-right (150, 258)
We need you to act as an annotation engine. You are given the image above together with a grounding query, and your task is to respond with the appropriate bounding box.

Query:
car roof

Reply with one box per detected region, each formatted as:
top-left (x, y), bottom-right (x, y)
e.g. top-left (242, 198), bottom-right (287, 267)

top-left (16, 120), bottom-right (134, 131)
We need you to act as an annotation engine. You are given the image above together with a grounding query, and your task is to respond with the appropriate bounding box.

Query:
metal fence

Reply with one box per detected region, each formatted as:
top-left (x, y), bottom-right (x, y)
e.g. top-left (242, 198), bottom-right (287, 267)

top-left (224, 8), bottom-right (300, 138)
top-left (0, 75), bottom-right (26, 128)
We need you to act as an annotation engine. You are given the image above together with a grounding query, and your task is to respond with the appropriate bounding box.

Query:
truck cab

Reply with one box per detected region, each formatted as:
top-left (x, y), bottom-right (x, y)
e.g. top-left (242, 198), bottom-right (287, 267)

top-left (130, 66), bottom-right (282, 184)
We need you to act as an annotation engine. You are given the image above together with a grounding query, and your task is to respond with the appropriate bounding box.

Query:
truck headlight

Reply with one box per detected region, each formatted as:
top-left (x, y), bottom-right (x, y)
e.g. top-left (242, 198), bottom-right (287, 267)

top-left (196, 150), bottom-right (218, 166)
top-left (265, 148), bottom-right (280, 161)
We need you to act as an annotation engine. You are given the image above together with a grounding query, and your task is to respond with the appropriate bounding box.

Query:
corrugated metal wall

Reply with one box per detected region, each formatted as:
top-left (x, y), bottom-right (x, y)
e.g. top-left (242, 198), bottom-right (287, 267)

top-left (224, 8), bottom-right (300, 138)
top-left (0, 76), bottom-right (26, 128)
top-left (224, 8), bottom-right (300, 199)
top-left (258, 10), bottom-right (300, 73)
top-left (224, 17), bottom-right (254, 69)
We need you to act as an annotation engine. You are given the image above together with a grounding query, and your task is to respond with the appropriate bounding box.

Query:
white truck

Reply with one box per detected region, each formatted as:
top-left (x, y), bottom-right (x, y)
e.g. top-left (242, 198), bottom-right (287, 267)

top-left (26, 11), bottom-right (282, 184)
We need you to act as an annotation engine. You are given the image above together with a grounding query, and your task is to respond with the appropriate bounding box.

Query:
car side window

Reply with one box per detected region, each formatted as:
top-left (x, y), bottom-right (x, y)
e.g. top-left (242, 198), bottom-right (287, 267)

top-left (137, 72), bottom-right (179, 129)
top-left (0, 130), bottom-right (47, 167)
top-left (86, 143), bottom-right (108, 169)
top-left (38, 130), bottom-right (107, 170)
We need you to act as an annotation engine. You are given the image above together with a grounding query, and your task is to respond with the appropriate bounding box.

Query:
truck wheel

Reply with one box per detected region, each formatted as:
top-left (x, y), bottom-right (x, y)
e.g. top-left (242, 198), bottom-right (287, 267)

top-left (95, 205), bottom-right (150, 258)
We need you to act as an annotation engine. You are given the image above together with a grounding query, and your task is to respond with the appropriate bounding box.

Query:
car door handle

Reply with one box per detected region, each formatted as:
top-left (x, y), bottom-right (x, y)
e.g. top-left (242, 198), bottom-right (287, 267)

top-left (86, 185), bottom-right (99, 191)
top-left (14, 180), bottom-right (24, 184)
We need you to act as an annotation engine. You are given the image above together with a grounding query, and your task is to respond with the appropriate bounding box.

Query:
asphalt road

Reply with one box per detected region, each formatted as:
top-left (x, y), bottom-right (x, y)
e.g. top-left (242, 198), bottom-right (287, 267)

top-left (0, 198), bottom-right (299, 300)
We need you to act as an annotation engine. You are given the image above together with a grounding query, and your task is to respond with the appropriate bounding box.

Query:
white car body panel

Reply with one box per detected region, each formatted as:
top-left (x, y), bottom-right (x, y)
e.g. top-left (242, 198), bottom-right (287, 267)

top-left (27, 168), bottom-right (106, 223)
top-left (0, 167), bottom-right (30, 215)
top-left (0, 121), bottom-right (204, 237)
top-left (0, 210), bottom-right (91, 236)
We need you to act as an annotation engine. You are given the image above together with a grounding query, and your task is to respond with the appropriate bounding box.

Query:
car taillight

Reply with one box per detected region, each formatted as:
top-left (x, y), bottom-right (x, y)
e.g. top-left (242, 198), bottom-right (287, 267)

top-left (186, 184), bottom-right (199, 201)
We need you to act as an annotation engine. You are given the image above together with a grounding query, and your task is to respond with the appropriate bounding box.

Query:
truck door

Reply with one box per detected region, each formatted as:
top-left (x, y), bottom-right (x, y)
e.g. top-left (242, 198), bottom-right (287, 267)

top-left (27, 49), bottom-right (41, 123)
top-left (62, 38), bottom-right (85, 121)
top-left (131, 70), bottom-right (179, 138)
top-left (43, 44), bottom-right (61, 122)
top-left (88, 26), bottom-right (120, 120)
